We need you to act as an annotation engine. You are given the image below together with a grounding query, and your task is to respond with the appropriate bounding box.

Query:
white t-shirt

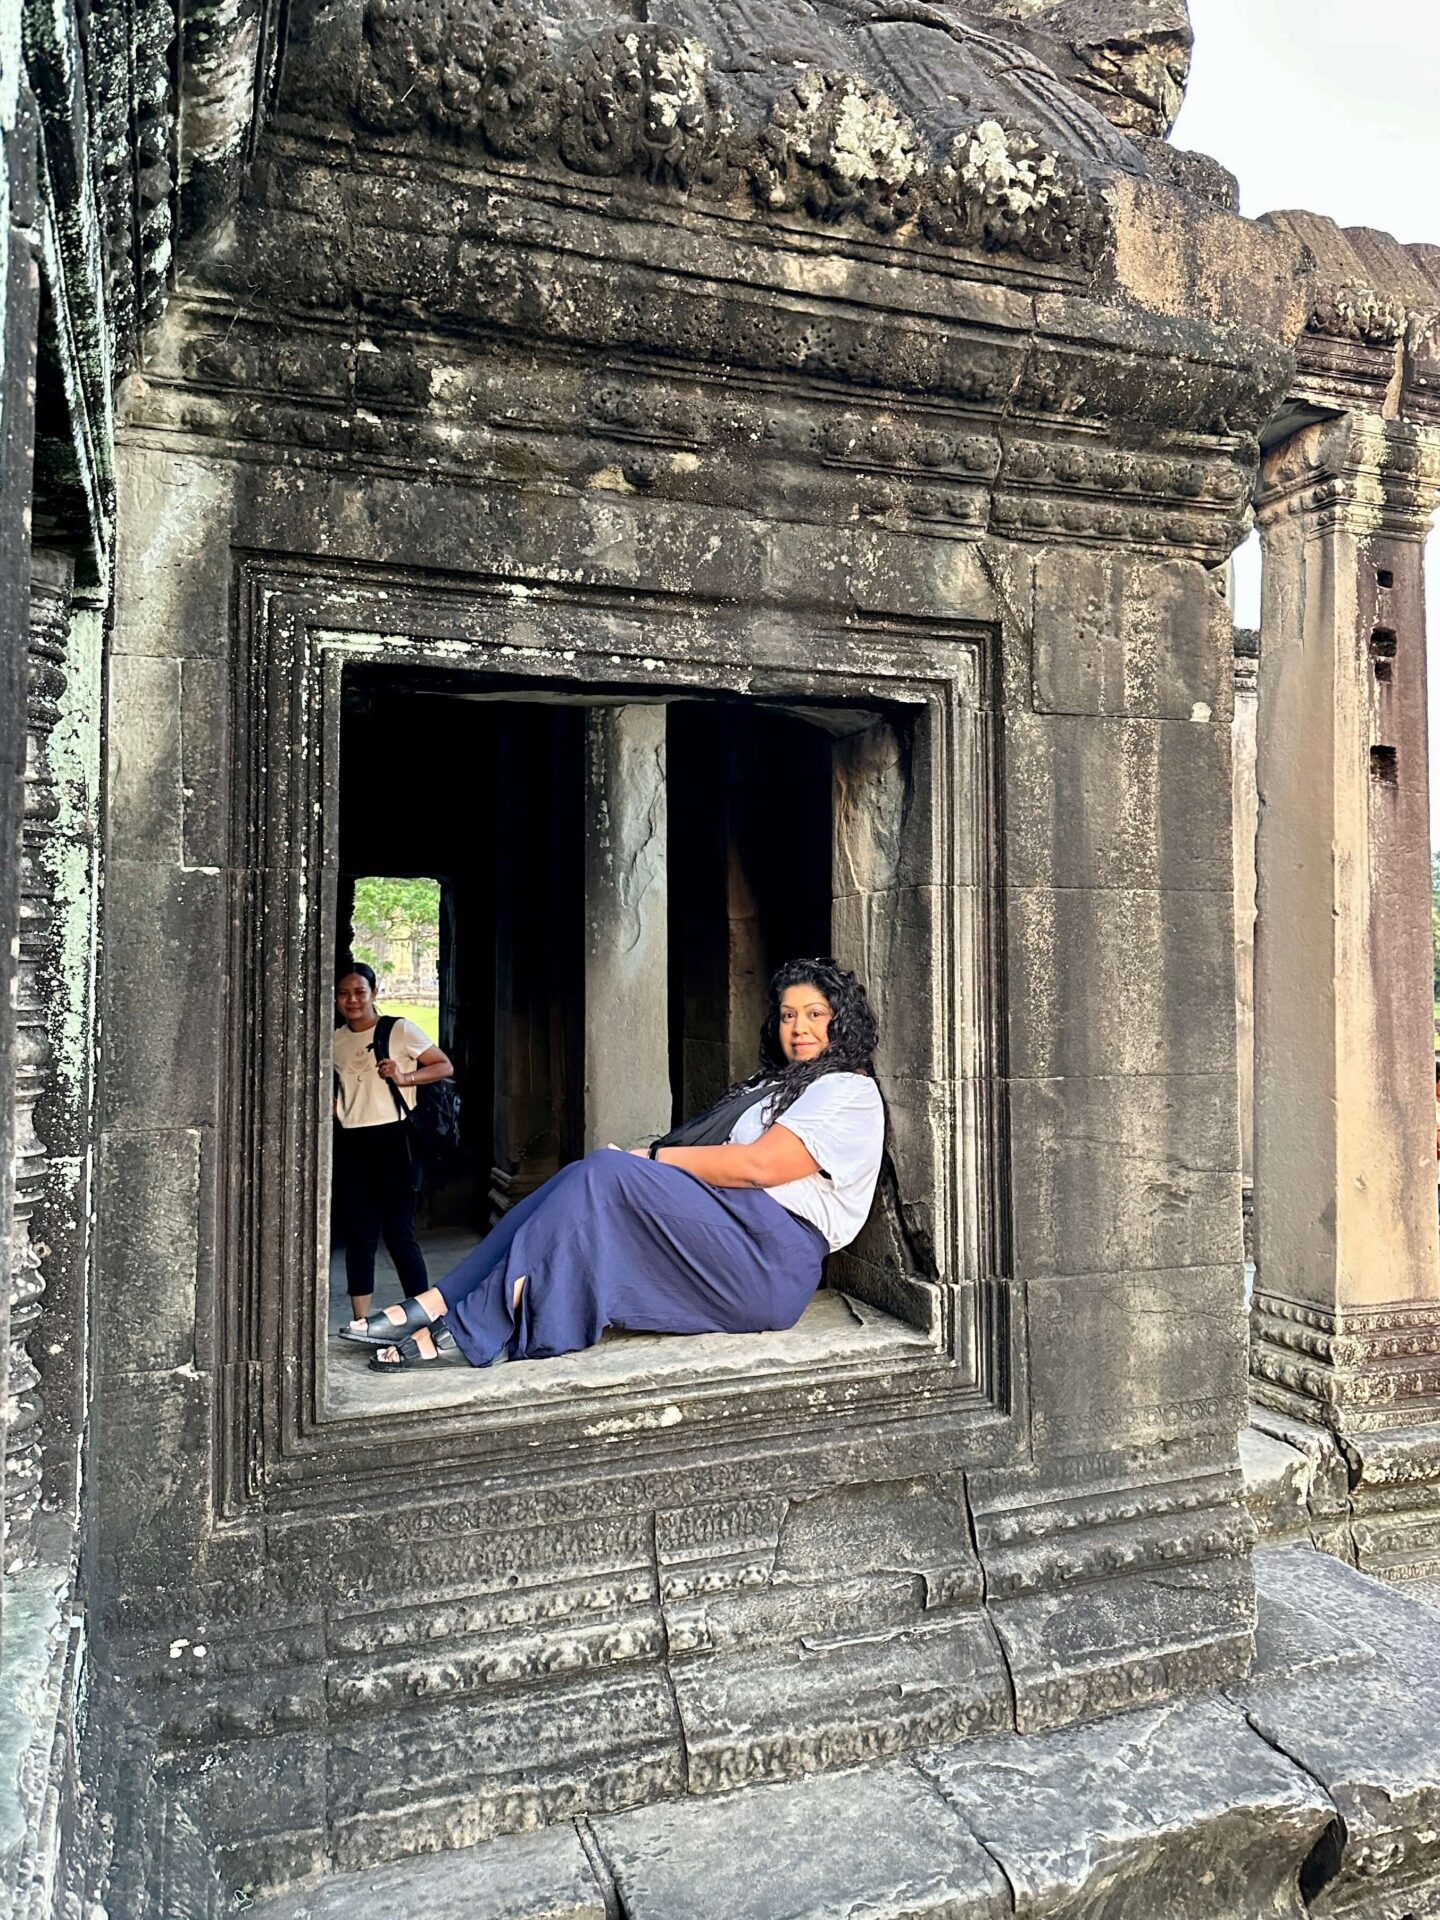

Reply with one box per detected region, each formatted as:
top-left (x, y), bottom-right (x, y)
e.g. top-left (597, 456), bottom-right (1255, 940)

top-left (333, 1017), bottom-right (431, 1130)
top-left (728, 1072), bottom-right (884, 1253)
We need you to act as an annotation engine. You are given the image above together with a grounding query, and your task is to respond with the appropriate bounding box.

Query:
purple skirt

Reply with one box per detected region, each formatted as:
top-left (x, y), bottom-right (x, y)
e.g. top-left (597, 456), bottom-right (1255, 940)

top-left (436, 1150), bottom-right (827, 1366)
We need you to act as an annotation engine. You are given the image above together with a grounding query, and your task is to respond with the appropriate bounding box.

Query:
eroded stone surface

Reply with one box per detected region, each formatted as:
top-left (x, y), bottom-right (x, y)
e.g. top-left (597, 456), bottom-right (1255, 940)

top-left (246, 1823), bottom-right (606, 1919)
top-left (595, 1765), bottom-right (1011, 1920)
top-left (920, 1695), bottom-right (1330, 1919)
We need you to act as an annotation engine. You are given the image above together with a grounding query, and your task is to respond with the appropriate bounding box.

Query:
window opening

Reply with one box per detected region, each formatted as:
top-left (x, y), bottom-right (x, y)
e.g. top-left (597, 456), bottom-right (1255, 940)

top-left (327, 668), bottom-right (939, 1417)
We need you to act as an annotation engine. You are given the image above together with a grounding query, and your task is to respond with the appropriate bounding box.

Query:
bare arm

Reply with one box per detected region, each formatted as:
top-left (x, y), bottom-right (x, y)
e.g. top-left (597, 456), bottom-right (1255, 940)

top-left (378, 1043), bottom-right (453, 1088)
top-left (645, 1123), bottom-right (819, 1189)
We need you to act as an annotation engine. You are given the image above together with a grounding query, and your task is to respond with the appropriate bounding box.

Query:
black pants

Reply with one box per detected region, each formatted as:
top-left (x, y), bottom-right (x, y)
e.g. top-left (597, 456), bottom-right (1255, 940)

top-left (335, 1123), bottom-right (429, 1300)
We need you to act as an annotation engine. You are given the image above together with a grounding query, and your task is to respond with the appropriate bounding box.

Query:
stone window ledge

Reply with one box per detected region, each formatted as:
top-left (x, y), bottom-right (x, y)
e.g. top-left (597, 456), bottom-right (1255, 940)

top-left (325, 1288), bottom-right (933, 1421)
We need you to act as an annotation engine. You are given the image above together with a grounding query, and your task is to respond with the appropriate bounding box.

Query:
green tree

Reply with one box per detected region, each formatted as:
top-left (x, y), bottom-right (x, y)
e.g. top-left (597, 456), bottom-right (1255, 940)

top-left (351, 876), bottom-right (440, 977)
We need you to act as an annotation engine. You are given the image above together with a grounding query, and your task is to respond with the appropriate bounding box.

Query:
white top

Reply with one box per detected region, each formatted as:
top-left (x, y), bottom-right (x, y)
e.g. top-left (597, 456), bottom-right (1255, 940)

top-left (333, 1017), bottom-right (431, 1130)
top-left (728, 1072), bottom-right (885, 1254)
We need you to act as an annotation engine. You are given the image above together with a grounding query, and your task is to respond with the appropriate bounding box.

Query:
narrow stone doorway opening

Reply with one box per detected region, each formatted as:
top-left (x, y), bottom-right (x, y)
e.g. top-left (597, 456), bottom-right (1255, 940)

top-left (324, 665), bottom-right (939, 1418)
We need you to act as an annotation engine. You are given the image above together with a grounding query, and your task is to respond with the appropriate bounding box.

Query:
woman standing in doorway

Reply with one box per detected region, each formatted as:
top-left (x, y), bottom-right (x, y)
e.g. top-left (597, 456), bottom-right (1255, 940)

top-left (343, 958), bottom-right (884, 1372)
top-left (333, 961), bottom-right (455, 1364)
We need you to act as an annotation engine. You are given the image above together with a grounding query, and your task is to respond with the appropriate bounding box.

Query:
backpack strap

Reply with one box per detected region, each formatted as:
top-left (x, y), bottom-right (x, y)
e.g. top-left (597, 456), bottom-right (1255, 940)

top-left (372, 1014), bottom-right (410, 1123)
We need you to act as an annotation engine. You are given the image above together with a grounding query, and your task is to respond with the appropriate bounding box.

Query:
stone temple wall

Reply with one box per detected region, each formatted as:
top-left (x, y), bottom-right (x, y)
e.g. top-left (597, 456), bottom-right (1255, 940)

top-left (74, 2), bottom-right (1315, 1903)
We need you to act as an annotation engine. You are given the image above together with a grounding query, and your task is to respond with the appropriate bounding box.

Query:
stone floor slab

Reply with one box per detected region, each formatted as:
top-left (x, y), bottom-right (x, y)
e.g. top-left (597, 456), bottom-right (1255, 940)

top-left (244, 1823), bottom-right (605, 1920)
top-left (593, 1763), bottom-right (1011, 1920)
top-left (920, 1694), bottom-right (1332, 1919)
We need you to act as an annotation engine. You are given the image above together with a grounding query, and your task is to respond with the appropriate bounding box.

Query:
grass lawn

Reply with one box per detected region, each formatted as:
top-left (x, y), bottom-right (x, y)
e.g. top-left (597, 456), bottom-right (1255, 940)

top-left (379, 999), bottom-right (440, 1038)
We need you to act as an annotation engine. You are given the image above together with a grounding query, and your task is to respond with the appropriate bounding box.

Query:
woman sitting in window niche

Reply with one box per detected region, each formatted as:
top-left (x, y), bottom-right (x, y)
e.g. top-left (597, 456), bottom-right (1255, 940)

top-left (342, 958), bottom-right (885, 1371)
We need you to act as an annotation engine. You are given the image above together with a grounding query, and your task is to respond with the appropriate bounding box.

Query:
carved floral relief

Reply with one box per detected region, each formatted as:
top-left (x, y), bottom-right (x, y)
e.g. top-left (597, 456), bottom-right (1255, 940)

top-left (356, 0), bottom-right (1108, 265)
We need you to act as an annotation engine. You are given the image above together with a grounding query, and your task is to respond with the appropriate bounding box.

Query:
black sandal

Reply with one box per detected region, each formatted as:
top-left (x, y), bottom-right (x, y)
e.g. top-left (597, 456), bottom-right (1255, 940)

top-left (368, 1337), bottom-right (434, 1371)
top-left (339, 1298), bottom-right (438, 1348)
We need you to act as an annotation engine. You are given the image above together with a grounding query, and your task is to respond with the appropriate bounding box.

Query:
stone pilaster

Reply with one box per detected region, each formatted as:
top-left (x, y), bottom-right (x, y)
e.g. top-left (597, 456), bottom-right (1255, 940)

top-left (1231, 626), bottom-right (1258, 1255)
top-left (4, 555), bottom-right (76, 1568)
top-left (1251, 411), bottom-right (1440, 1578)
top-left (0, 82), bottom-right (43, 1602)
top-left (582, 706), bottom-right (670, 1151)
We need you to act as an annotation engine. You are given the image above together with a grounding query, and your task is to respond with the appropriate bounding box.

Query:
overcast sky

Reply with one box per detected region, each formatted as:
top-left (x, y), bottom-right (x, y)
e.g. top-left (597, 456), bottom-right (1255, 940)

top-left (1170, 2), bottom-right (1440, 844)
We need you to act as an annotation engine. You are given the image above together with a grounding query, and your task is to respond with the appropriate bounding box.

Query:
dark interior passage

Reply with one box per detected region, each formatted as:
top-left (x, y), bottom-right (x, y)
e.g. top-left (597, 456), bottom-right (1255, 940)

top-left (666, 702), bottom-right (834, 1125)
top-left (335, 676), bottom-right (839, 1240)
top-left (336, 685), bottom-right (585, 1232)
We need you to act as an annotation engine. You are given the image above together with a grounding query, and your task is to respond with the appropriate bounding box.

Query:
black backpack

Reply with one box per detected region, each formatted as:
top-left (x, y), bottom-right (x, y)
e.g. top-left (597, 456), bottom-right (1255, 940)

top-left (374, 1014), bottom-right (463, 1158)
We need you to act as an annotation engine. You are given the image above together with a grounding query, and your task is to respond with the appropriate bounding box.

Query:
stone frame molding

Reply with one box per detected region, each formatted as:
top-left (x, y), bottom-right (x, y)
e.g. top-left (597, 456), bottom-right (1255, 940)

top-left (216, 561), bottom-right (1021, 1522)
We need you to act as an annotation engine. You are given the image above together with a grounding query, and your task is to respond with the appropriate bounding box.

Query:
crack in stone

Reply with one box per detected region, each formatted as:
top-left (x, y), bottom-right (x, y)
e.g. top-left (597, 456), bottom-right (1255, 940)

top-left (576, 1813), bottom-right (625, 1920)
top-left (1238, 1708), bottom-right (1347, 1909)
top-left (905, 1753), bottom-right (1020, 1917)
top-left (652, 1512), bottom-right (694, 1798)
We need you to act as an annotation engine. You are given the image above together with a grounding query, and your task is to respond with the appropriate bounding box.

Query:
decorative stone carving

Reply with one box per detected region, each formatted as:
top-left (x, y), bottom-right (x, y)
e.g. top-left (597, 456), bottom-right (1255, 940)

top-left (351, 0), bottom-right (1121, 265)
top-left (922, 119), bottom-right (1105, 265)
top-left (1309, 282), bottom-right (1409, 346)
top-left (750, 72), bottom-right (923, 231)
top-left (472, 5), bottom-right (560, 157)
top-left (6, 558), bottom-right (73, 1570)
top-left (559, 28), bottom-right (726, 187)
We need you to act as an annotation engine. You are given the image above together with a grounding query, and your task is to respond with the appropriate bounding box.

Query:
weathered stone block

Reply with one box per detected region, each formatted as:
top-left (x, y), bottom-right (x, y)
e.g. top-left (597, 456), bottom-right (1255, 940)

top-left (1008, 1074), bottom-right (1242, 1279)
top-left (247, 1823), bottom-right (606, 1919)
top-left (1004, 709), bottom-right (1232, 893)
top-left (831, 886), bottom-right (948, 1080)
top-left (669, 1618), bottom-right (1011, 1792)
top-left (180, 658), bottom-right (229, 869)
top-left (100, 861), bottom-right (225, 1130)
top-left (989, 1557), bottom-right (1256, 1733)
top-left (93, 1367), bottom-right (214, 1584)
top-left (1242, 1551), bottom-right (1440, 1916)
top-left (1026, 1267), bottom-right (1248, 1455)
top-left (107, 654), bottom-right (184, 863)
top-left (327, 1666), bottom-right (684, 1829)
top-left (113, 449), bottom-right (234, 658)
top-left (595, 1762), bottom-right (1011, 1920)
top-left (95, 1129), bottom-right (202, 1373)
top-left (1032, 550), bottom-right (1232, 721)
top-left (919, 1694), bottom-right (1330, 1919)
top-left (1006, 885), bottom-right (1234, 1080)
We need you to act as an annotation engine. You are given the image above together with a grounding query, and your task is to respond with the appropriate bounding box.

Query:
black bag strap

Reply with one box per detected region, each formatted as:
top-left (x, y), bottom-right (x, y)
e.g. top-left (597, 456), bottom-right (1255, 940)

top-left (652, 1080), bottom-right (774, 1152)
top-left (371, 1014), bottom-right (410, 1123)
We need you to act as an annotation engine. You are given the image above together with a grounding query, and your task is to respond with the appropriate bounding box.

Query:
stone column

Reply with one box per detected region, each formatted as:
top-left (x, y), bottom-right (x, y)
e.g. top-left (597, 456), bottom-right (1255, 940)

top-left (1231, 627), bottom-right (1259, 1255)
top-left (582, 706), bottom-right (669, 1150)
top-left (1251, 413), bottom-right (1440, 1577)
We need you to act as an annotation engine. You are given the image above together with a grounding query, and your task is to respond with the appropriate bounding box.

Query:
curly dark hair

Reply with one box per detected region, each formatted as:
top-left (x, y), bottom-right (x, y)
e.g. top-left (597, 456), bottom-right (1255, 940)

top-left (745, 957), bottom-right (880, 1124)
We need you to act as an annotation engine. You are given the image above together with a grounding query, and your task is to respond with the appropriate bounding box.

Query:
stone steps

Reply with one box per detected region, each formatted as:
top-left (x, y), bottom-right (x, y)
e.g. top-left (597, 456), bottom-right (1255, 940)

top-left (248, 1550), bottom-right (1440, 1920)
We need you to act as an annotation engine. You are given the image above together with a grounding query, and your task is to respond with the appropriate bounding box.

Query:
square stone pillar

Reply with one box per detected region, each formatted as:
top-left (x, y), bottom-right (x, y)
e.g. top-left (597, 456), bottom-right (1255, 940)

top-left (583, 706), bottom-right (670, 1150)
top-left (1252, 412), bottom-right (1440, 1577)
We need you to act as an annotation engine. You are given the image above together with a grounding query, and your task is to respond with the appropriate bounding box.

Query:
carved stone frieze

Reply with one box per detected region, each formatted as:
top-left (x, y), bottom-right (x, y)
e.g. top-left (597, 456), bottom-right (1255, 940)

top-left (1309, 281), bottom-right (1409, 347)
top-left (560, 29), bottom-right (727, 187)
top-left (6, 558), bottom-right (79, 1570)
top-left (1256, 412), bottom-right (1440, 543)
top-left (1250, 1290), bottom-right (1440, 1433)
top-left (351, 0), bottom-right (1109, 265)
